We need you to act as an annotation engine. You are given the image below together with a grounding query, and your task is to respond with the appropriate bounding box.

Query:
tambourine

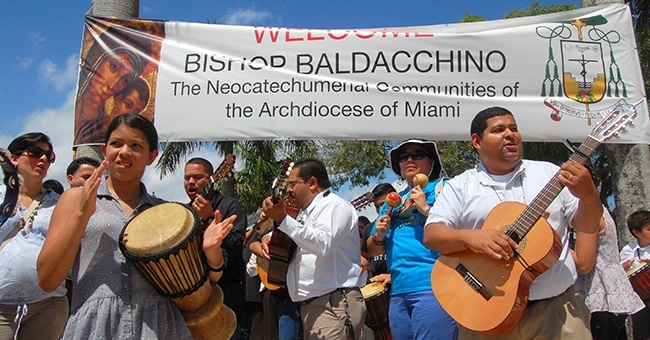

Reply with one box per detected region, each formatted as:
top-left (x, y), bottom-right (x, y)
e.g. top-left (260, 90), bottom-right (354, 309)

top-left (0, 149), bottom-right (19, 227)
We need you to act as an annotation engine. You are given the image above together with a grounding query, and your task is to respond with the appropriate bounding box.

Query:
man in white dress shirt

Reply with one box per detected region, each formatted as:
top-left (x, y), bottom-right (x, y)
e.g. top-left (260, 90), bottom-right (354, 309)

top-left (262, 158), bottom-right (366, 339)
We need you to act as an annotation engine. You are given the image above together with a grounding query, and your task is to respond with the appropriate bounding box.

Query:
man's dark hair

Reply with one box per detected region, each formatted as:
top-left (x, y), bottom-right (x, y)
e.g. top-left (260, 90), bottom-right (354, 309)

top-left (371, 183), bottom-right (396, 200)
top-left (358, 216), bottom-right (371, 226)
top-left (294, 158), bottom-right (331, 189)
top-left (627, 210), bottom-right (650, 238)
top-left (66, 157), bottom-right (101, 176)
top-left (43, 179), bottom-right (64, 195)
top-left (186, 157), bottom-right (214, 175)
top-left (470, 106), bottom-right (513, 138)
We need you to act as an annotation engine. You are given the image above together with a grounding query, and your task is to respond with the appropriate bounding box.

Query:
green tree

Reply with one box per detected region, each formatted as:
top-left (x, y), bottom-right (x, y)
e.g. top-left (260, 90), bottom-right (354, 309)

top-left (156, 138), bottom-right (392, 215)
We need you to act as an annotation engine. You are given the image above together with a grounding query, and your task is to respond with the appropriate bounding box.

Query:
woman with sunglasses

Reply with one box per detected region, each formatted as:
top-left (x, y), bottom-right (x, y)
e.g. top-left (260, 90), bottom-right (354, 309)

top-left (367, 138), bottom-right (457, 339)
top-left (0, 132), bottom-right (68, 340)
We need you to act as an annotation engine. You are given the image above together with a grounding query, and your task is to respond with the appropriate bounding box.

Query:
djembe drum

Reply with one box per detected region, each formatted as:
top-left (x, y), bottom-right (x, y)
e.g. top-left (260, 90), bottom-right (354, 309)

top-left (119, 202), bottom-right (236, 340)
top-left (360, 282), bottom-right (392, 340)
top-left (626, 261), bottom-right (650, 307)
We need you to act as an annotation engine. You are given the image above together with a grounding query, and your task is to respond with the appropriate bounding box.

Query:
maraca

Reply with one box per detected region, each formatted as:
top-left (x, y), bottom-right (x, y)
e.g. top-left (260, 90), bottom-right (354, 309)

top-left (413, 173), bottom-right (429, 188)
top-left (385, 192), bottom-right (402, 216)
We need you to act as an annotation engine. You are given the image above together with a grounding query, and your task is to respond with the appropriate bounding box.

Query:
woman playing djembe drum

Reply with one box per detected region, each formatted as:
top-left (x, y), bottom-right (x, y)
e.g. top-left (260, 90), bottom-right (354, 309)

top-left (37, 114), bottom-right (234, 339)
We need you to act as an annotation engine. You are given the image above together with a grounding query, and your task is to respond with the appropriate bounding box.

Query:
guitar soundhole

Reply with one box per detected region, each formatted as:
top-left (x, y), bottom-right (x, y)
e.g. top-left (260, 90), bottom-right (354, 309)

top-left (502, 226), bottom-right (527, 253)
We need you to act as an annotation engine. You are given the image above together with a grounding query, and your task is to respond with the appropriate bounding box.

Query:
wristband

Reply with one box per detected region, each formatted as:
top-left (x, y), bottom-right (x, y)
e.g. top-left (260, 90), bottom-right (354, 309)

top-left (207, 249), bottom-right (228, 272)
top-left (372, 234), bottom-right (386, 246)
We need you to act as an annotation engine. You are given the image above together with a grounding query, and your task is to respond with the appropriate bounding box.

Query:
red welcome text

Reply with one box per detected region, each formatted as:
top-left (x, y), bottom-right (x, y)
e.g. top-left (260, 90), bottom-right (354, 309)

top-left (253, 27), bottom-right (434, 44)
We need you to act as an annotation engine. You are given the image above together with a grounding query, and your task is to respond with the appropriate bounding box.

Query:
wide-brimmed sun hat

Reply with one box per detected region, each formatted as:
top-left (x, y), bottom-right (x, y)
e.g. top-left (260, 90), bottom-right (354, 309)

top-left (389, 139), bottom-right (442, 179)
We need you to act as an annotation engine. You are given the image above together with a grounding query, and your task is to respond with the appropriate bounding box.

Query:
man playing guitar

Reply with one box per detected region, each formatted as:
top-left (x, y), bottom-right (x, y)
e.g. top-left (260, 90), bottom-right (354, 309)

top-left (424, 107), bottom-right (604, 339)
top-left (262, 158), bottom-right (366, 339)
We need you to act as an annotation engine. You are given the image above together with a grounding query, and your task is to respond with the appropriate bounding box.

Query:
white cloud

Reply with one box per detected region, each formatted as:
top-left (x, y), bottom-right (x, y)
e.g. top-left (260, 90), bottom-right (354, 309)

top-left (19, 57), bottom-right (34, 69)
top-left (16, 88), bottom-right (76, 187)
top-left (38, 55), bottom-right (79, 91)
top-left (30, 31), bottom-right (45, 49)
top-left (223, 8), bottom-right (273, 25)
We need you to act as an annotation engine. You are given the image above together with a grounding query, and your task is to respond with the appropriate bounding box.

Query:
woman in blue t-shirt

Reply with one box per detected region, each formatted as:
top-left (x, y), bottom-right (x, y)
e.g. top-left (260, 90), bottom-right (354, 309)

top-left (368, 138), bottom-right (457, 339)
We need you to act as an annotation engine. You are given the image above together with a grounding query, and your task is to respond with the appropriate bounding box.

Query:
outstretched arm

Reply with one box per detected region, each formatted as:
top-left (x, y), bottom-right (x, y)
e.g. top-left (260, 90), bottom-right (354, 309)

top-left (38, 161), bottom-right (106, 292)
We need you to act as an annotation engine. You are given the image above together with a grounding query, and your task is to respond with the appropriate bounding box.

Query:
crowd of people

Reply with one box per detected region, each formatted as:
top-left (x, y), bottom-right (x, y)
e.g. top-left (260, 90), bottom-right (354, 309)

top-left (1, 108), bottom-right (649, 340)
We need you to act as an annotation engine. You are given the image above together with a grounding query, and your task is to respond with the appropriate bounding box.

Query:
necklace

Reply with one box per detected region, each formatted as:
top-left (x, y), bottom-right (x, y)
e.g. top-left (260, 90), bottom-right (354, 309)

top-left (19, 191), bottom-right (44, 234)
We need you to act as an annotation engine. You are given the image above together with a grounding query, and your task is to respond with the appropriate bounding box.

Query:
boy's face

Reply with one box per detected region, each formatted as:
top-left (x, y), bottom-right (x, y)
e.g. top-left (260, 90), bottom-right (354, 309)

top-left (113, 88), bottom-right (146, 115)
top-left (632, 223), bottom-right (650, 247)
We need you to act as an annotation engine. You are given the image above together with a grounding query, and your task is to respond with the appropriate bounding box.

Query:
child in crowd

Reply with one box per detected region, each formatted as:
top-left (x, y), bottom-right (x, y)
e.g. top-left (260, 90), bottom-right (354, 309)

top-left (620, 210), bottom-right (650, 340)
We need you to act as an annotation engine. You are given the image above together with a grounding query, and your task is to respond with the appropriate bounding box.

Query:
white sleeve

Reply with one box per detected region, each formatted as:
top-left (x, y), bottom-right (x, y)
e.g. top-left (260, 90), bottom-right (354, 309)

top-left (246, 253), bottom-right (259, 277)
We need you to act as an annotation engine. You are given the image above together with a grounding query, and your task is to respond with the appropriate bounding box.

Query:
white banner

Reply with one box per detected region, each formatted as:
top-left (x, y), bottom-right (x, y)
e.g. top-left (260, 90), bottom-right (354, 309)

top-left (74, 4), bottom-right (649, 145)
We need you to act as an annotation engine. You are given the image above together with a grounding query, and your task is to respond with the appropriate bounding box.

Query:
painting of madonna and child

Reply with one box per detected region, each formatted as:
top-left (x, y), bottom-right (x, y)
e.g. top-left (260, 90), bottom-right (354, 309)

top-left (74, 16), bottom-right (164, 146)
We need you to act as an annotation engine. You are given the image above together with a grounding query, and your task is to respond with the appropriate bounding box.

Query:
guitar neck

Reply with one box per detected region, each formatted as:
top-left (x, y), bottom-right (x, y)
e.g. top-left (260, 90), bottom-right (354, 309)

top-left (510, 136), bottom-right (600, 242)
top-left (200, 154), bottom-right (235, 200)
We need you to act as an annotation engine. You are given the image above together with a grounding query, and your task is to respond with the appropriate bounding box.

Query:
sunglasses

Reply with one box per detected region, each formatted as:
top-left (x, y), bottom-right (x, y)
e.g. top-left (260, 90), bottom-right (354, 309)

top-left (398, 150), bottom-right (429, 163)
top-left (21, 145), bottom-right (56, 163)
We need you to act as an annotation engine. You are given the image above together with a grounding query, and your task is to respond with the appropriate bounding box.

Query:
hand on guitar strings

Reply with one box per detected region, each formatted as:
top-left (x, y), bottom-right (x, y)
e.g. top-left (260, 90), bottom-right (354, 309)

top-left (261, 195), bottom-right (287, 224)
top-left (259, 234), bottom-right (272, 261)
top-left (254, 211), bottom-right (274, 234)
top-left (466, 229), bottom-right (519, 261)
top-left (192, 194), bottom-right (215, 220)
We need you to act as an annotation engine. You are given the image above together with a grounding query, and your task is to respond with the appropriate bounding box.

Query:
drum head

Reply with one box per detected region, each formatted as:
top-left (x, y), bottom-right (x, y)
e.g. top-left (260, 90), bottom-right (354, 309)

top-left (626, 262), bottom-right (649, 277)
top-left (122, 202), bottom-right (196, 255)
top-left (361, 282), bottom-right (387, 299)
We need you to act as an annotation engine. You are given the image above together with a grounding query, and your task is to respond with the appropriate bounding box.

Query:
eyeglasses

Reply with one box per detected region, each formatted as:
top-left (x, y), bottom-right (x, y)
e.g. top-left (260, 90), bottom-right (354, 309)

top-left (287, 180), bottom-right (306, 189)
top-left (398, 150), bottom-right (429, 163)
top-left (20, 145), bottom-right (56, 163)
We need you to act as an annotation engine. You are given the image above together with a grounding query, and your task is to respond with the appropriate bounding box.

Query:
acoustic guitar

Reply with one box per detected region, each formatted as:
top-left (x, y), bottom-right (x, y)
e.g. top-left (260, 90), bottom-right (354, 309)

top-left (259, 189), bottom-right (373, 290)
top-left (430, 101), bottom-right (637, 336)
top-left (258, 158), bottom-right (297, 290)
top-left (200, 153), bottom-right (236, 201)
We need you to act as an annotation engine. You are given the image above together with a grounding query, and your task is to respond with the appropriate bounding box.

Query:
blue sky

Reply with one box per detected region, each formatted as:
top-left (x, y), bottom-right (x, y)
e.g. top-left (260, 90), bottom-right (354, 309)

top-left (0, 0), bottom-right (579, 217)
